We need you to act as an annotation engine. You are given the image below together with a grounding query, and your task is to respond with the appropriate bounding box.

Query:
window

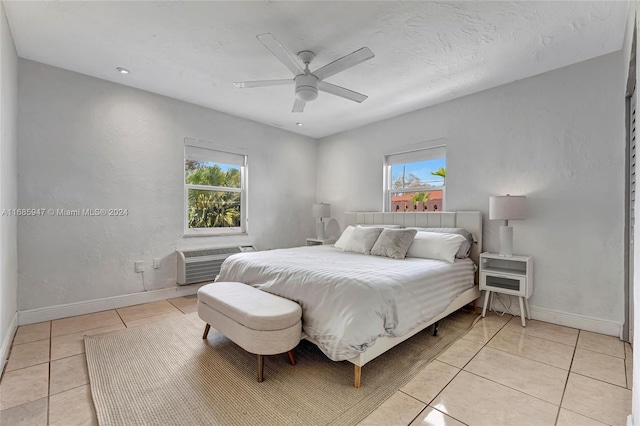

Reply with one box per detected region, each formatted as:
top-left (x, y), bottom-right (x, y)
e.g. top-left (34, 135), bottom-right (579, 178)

top-left (384, 146), bottom-right (446, 212)
top-left (184, 142), bottom-right (247, 235)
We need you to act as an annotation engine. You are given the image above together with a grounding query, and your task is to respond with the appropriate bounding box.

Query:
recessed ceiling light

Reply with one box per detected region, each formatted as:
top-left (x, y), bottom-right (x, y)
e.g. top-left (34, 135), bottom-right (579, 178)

top-left (296, 122), bottom-right (303, 127)
top-left (116, 67), bottom-right (129, 74)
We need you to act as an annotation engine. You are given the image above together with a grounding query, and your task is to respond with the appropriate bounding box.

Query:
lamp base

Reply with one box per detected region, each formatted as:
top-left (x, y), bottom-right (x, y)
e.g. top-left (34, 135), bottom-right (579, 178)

top-left (316, 221), bottom-right (325, 240)
top-left (498, 226), bottom-right (513, 257)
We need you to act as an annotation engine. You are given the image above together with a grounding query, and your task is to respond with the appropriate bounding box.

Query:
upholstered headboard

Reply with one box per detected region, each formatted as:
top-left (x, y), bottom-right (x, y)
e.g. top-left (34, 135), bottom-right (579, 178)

top-left (343, 211), bottom-right (483, 266)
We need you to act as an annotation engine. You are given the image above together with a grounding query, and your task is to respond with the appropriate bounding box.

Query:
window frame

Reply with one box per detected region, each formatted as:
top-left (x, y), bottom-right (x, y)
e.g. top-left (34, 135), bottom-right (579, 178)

top-left (383, 145), bottom-right (446, 213)
top-left (183, 139), bottom-right (248, 237)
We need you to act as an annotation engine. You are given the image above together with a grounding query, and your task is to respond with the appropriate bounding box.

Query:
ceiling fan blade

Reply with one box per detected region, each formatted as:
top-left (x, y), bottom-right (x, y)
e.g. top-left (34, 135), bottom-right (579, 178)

top-left (257, 33), bottom-right (304, 76)
top-left (313, 47), bottom-right (374, 81)
top-left (233, 79), bottom-right (293, 88)
top-left (318, 81), bottom-right (368, 103)
top-left (292, 98), bottom-right (306, 113)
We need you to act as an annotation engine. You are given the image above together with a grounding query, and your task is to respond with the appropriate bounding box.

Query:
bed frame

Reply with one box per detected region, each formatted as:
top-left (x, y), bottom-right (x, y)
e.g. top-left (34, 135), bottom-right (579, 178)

top-left (307, 211), bottom-right (482, 388)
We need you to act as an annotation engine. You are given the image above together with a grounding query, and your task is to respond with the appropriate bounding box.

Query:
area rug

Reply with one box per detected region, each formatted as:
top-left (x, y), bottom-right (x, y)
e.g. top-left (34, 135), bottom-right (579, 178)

top-left (84, 309), bottom-right (479, 426)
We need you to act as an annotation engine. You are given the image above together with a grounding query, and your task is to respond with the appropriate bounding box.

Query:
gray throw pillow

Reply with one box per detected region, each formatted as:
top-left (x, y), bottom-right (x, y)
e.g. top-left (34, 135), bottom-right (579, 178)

top-left (342, 227), bottom-right (383, 255)
top-left (370, 228), bottom-right (418, 259)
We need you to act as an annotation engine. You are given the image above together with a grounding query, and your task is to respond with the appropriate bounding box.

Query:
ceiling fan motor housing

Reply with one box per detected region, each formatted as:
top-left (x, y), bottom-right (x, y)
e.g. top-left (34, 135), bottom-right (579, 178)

top-left (295, 74), bottom-right (318, 101)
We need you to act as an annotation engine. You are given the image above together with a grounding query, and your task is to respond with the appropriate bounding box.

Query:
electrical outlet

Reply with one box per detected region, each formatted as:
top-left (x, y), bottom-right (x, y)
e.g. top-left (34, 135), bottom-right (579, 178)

top-left (153, 258), bottom-right (161, 269)
top-left (134, 261), bottom-right (145, 273)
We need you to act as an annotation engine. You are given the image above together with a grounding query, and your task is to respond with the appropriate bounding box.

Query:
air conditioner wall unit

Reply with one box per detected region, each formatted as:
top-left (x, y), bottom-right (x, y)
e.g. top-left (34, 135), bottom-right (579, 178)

top-left (176, 245), bottom-right (255, 285)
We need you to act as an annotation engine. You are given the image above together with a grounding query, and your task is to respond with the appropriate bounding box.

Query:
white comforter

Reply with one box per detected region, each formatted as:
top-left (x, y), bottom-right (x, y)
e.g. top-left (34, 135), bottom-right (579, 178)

top-left (217, 245), bottom-right (475, 361)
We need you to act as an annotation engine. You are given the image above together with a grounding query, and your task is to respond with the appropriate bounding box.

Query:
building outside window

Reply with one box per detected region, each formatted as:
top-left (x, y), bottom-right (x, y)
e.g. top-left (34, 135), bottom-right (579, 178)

top-left (184, 141), bottom-right (247, 235)
top-left (384, 146), bottom-right (446, 212)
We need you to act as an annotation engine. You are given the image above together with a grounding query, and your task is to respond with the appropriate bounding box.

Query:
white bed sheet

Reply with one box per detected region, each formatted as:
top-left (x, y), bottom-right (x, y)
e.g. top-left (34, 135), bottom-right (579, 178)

top-left (217, 245), bottom-right (475, 361)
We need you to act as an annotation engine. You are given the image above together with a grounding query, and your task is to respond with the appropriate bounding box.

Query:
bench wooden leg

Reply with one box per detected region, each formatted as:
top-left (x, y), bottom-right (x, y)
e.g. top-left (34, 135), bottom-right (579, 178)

top-left (354, 365), bottom-right (361, 389)
top-left (202, 324), bottom-right (210, 340)
top-left (257, 354), bottom-right (264, 382)
top-left (287, 350), bottom-right (296, 366)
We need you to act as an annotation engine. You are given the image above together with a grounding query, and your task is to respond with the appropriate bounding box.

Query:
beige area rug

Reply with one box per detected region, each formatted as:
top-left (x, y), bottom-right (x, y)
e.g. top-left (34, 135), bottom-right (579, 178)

top-left (84, 309), bottom-right (479, 426)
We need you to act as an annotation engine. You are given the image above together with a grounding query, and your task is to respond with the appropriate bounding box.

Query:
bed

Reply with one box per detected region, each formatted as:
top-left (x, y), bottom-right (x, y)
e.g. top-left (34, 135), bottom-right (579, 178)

top-left (217, 211), bottom-right (482, 387)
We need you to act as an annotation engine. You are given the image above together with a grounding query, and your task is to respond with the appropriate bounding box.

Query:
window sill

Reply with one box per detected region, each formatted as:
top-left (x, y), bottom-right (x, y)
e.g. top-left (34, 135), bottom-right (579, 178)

top-left (183, 232), bottom-right (248, 238)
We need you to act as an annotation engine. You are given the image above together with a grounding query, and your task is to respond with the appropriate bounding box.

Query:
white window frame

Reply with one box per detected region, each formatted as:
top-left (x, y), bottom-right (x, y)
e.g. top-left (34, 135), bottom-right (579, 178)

top-left (184, 139), bottom-right (248, 236)
top-left (383, 145), bottom-right (446, 212)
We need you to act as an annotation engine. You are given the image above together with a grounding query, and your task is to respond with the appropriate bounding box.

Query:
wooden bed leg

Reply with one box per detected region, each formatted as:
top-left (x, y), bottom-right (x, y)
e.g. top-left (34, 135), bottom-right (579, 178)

top-left (202, 324), bottom-right (210, 340)
top-left (287, 350), bottom-right (296, 366)
top-left (257, 355), bottom-right (264, 382)
top-left (354, 365), bottom-right (361, 389)
top-left (432, 321), bottom-right (440, 336)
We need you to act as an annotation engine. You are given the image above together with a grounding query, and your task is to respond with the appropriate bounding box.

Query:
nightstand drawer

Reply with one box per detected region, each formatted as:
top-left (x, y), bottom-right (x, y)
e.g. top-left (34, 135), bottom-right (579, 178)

top-left (480, 272), bottom-right (526, 297)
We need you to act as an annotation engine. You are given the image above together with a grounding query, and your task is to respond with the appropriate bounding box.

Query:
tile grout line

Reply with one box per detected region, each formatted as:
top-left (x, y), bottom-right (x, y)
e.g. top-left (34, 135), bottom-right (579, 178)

top-left (625, 343), bottom-right (629, 388)
top-left (495, 326), bottom-right (577, 349)
top-left (398, 390), bottom-right (444, 425)
top-left (554, 329), bottom-right (580, 426)
top-left (10, 336), bottom-right (50, 347)
top-left (484, 342), bottom-right (571, 370)
top-left (114, 309), bottom-right (127, 328)
top-left (625, 343), bottom-right (632, 389)
top-left (49, 381), bottom-right (90, 398)
top-left (561, 407), bottom-right (616, 426)
top-left (576, 345), bottom-right (626, 360)
top-left (47, 320), bottom-right (52, 426)
top-left (570, 370), bottom-right (631, 391)
top-left (462, 369), bottom-right (562, 408)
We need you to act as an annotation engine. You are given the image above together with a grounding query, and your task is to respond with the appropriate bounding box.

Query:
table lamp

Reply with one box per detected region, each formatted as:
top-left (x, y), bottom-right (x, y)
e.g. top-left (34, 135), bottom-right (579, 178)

top-left (489, 195), bottom-right (527, 257)
top-left (312, 203), bottom-right (331, 240)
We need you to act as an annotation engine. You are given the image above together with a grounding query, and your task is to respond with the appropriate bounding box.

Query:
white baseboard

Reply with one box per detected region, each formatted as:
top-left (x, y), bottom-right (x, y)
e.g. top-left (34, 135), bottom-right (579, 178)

top-left (18, 284), bottom-right (206, 326)
top-left (482, 293), bottom-right (623, 338)
top-left (529, 305), bottom-right (622, 338)
top-left (1, 311), bottom-right (18, 374)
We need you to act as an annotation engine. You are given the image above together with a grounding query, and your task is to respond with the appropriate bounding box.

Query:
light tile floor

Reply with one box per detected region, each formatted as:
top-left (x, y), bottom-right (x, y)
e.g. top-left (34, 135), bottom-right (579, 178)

top-left (0, 299), bottom-right (632, 426)
top-left (361, 313), bottom-right (632, 426)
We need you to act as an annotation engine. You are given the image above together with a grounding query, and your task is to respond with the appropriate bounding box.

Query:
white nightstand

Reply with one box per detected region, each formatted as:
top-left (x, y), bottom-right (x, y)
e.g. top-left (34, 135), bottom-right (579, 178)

top-left (306, 238), bottom-right (336, 246)
top-left (479, 252), bottom-right (533, 327)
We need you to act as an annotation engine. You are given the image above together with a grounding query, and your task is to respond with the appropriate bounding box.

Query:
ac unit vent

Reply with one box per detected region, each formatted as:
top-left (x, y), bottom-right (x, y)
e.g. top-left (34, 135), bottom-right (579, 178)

top-left (176, 245), bottom-right (255, 285)
top-left (183, 247), bottom-right (242, 258)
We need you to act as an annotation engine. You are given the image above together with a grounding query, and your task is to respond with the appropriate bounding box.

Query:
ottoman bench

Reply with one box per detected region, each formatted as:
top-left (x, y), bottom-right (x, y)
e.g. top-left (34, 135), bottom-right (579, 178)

top-left (198, 282), bottom-right (302, 382)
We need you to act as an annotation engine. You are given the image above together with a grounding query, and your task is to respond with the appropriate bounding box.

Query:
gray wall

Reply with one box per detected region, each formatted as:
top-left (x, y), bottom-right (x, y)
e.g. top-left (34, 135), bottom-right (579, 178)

top-left (0, 1), bottom-right (18, 360)
top-left (317, 52), bottom-right (625, 326)
top-left (17, 60), bottom-right (317, 311)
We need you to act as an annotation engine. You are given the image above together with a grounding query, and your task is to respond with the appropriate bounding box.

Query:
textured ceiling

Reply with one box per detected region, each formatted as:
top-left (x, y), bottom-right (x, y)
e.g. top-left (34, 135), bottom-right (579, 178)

top-left (3, 1), bottom-right (628, 138)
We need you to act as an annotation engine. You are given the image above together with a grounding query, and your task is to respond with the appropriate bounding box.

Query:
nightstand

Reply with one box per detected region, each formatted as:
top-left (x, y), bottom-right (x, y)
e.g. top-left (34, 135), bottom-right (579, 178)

top-left (306, 238), bottom-right (336, 246)
top-left (480, 252), bottom-right (533, 327)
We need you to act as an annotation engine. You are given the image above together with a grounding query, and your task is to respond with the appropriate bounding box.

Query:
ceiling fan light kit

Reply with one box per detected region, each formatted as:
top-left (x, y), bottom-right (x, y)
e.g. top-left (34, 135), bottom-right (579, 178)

top-left (234, 33), bottom-right (374, 113)
top-left (295, 74), bottom-right (318, 102)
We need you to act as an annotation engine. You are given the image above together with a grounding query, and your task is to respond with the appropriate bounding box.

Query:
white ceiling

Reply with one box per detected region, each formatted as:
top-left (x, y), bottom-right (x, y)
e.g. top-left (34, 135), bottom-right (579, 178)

top-left (4, 1), bottom-right (629, 139)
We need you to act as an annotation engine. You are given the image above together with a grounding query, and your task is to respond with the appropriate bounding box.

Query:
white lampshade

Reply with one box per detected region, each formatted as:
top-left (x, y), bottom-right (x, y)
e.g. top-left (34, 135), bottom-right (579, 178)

top-left (312, 203), bottom-right (331, 218)
top-left (489, 195), bottom-right (527, 220)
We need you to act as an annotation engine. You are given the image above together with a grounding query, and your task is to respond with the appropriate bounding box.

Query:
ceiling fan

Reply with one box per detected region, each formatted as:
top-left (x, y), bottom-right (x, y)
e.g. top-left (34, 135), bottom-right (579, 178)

top-left (234, 33), bottom-right (375, 113)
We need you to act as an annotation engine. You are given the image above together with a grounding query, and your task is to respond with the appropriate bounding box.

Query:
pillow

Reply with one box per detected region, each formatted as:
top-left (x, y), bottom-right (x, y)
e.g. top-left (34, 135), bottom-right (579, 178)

top-left (334, 226), bottom-right (355, 249)
top-left (409, 227), bottom-right (474, 259)
top-left (406, 231), bottom-right (467, 263)
top-left (342, 227), bottom-right (383, 255)
top-left (370, 228), bottom-right (418, 259)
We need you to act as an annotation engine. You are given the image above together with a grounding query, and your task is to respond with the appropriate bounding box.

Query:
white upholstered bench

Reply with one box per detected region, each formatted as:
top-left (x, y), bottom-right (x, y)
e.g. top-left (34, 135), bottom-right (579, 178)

top-left (197, 282), bottom-right (302, 382)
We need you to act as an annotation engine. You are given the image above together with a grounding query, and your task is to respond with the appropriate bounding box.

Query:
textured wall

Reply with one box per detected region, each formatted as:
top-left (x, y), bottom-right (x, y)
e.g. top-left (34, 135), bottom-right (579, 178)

top-left (1, 1), bottom-right (18, 348)
top-left (17, 60), bottom-right (317, 311)
top-left (317, 52), bottom-right (625, 324)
